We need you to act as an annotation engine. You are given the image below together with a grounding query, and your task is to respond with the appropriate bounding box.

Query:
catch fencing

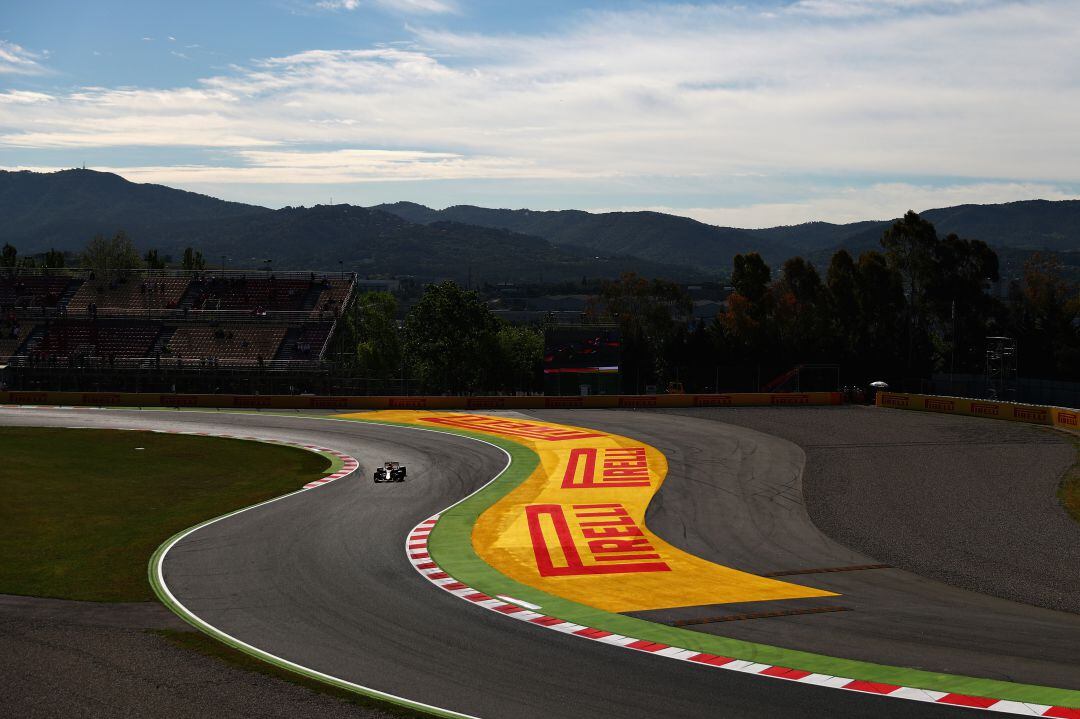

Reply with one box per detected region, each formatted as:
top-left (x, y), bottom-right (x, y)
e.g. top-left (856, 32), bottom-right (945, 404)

top-left (0, 390), bottom-right (843, 411)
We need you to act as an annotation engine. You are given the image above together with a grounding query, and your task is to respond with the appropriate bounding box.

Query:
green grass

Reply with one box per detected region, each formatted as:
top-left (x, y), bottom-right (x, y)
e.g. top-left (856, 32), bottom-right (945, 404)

top-left (1058, 431), bottom-right (1080, 525)
top-left (0, 427), bottom-right (330, 602)
top-left (153, 630), bottom-right (426, 718)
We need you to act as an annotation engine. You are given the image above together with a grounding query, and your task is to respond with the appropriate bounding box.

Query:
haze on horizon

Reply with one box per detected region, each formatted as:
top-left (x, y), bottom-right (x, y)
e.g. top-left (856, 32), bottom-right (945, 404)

top-left (2, 0), bottom-right (1079, 229)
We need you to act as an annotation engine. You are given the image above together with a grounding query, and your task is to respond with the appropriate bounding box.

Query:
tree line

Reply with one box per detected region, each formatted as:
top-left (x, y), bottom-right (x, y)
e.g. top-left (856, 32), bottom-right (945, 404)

top-left (2, 233), bottom-right (207, 277)
top-left (331, 281), bottom-right (545, 394)
top-left (591, 211), bottom-right (1079, 392)
top-left (6, 212), bottom-right (1077, 394)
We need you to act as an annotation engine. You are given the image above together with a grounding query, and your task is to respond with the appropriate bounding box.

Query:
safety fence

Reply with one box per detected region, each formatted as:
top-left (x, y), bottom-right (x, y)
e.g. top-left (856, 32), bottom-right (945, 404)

top-left (875, 392), bottom-right (1079, 433)
top-left (0, 390), bottom-right (844, 411)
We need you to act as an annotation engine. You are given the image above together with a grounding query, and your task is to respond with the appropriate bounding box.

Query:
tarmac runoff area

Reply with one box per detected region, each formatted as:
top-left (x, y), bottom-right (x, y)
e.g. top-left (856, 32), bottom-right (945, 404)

top-left (533, 408), bottom-right (1080, 691)
top-left (0, 406), bottom-right (1078, 719)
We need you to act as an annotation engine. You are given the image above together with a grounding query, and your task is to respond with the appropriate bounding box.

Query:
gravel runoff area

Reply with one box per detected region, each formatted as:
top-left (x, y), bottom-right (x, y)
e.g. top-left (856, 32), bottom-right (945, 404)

top-left (0, 595), bottom-right (399, 719)
top-left (656, 405), bottom-right (1080, 615)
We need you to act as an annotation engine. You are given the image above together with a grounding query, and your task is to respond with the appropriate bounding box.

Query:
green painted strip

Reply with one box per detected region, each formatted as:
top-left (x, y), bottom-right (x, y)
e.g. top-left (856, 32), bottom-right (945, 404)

top-left (28, 404), bottom-right (1080, 707)
top-left (341, 416), bottom-right (1080, 709)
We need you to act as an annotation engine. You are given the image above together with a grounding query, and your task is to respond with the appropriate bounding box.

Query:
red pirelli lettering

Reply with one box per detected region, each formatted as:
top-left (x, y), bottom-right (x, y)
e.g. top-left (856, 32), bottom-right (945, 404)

top-left (525, 504), bottom-right (670, 576)
top-left (419, 414), bottom-right (603, 441)
top-left (562, 448), bottom-right (651, 489)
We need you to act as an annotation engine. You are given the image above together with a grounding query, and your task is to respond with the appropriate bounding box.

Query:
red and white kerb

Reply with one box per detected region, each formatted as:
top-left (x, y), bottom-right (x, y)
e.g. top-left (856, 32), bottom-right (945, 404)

top-left (406, 515), bottom-right (1080, 718)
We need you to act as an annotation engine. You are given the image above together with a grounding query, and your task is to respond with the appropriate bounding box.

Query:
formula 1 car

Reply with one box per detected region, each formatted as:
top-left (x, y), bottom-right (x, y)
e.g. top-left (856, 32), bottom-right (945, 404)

top-left (374, 461), bottom-right (407, 483)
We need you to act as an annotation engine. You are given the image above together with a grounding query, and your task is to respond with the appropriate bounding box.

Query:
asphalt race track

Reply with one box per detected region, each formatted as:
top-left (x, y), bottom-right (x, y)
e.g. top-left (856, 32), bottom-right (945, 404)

top-left (2, 406), bottom-right (1078, 719)
top-left (537, 409), bottom-right (1080, 690)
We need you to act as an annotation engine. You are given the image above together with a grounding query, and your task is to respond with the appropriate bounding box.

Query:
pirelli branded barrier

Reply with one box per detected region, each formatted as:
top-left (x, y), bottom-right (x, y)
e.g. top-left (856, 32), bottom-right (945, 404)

top-left (0, 390), bottom-right (843, 411)
top-left (876, 392), bottom-right (1080, 433)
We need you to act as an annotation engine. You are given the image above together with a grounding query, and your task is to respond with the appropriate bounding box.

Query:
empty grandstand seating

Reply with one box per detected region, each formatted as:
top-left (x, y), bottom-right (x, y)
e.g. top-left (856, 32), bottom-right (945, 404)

top-left (164, 325), bottom-right (289, 365)
top-left (3, 271), bottom-right (358, 388)
top-left (188, 276), bottom-right (315, 313)
top-left (276, 323), bottom-right (333, 361)
top-left (67, 275), bottom-right (191, 313)
top-left (0, 319), bottom-right (34, 363)
top-left (310, 278), bottom-right (352, 318)
top-left (0, 275), bottom-right (75, 310)
top-left (31, 321), bottom-right (162, 360)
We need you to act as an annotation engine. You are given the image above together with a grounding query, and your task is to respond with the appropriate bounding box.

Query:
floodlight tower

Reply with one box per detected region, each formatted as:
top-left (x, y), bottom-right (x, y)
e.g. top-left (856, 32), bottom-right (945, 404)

top-left (984, 336), bottom-right (1017, 400)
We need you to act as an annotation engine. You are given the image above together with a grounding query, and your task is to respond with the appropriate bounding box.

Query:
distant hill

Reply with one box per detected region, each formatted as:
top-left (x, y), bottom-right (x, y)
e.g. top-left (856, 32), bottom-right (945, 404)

top-left (0, 169), bottom-right (699, 282)
top-left (0, 168), bottom-right (270, 248)
top-left (147, 206), bottom-right (698, 282)
top-left (378, 199), bottom-right (1080, 274)
top-left (377, 202), bottom-right (796, 272)
top-left (5, 169), bottom-right (1078, 281)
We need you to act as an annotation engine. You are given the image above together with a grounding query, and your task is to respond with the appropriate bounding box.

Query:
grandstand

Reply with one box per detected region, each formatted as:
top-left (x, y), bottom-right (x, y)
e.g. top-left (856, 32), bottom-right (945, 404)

top-left (30, 320), bottom-right (161, 361)
top-left (0, 269), bottom-right (357, 392)
top-left (66, 275), bottom-right (189, 314)
top-left (276, 323), bottom-right (334, 361)
top-left (164, 325), bottom-right (289, 365)
top-left (0, 274), bottom-right (75, 310)
top-left (0, 319), bottom-right (34, 364)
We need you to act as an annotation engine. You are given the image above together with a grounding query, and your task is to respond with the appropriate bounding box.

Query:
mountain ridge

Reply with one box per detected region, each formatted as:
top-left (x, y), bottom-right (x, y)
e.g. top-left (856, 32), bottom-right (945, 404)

top-left (4, 169), bottom-right (1078, 281)
top-left (0, 170), bottom-right (700, 282)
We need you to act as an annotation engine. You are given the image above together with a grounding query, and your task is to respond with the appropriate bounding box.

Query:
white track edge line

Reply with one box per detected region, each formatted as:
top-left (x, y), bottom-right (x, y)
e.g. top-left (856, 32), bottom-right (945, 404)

top-left (6, 406), bottom-right (1076, 717)
top-left (2, 411), bottom-right (480, 719)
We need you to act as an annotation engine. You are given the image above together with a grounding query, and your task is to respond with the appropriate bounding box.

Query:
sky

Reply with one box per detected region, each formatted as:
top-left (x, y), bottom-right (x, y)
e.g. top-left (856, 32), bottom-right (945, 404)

top-left (2, 0), bottom-right (1079, 228)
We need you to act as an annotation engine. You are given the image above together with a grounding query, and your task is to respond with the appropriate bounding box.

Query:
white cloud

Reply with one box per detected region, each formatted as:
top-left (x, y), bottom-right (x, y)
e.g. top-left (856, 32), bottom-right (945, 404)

top-left (0, 40), bottom-right (46, 75)
top-left (316, 0), bottom-right (455, 14)
top-left (1, 0), bottom-right (1078, 222)
top-left (0, 90), bottom-right (55, 105)
top-left (1, 149), bottom-right (609, 185)
top-left (789, 0), bottom-right (1003, 18)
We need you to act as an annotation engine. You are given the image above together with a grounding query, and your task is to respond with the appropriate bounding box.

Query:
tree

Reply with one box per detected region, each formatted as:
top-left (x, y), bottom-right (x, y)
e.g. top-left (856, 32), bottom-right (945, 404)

top-left (825, 249), bottom-right (860, 360)
top-left (855, 251), bottom-right (909, 380)
top-left (774, 257), bottom-right (826, 361)
top-left (1, 243), bottom-right (16, 269)
top-left (182, 247), bottom-right (205, 271)
top-left (1008, 253), bottom-right (1080, 381)
top-left (352, 291), bottom-right (403, 382)
top-left (881, 210), bottom-right (938, 306)
top-left (43, 249), bottom-right (65, 269)
top-left (403, 281), bottom-right (501, 393)
top-left (590, 272), bottom-right (691, 392)
top-left (881, 211), bottom-right (939, 371)
top-left (927, 234), bottom-right (1002, 373)
top-left (81, 231), bottom-right (143, 281)
top-left (495, 324), bottom-right (543, 392)
top-left (144, 249), bottom-right (166, 270)
top-left (731, 253), bottom-right (771, 304)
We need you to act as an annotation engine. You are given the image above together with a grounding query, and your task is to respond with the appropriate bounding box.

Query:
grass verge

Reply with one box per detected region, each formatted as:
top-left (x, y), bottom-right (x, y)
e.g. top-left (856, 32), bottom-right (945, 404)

top-left (0, 426), bottom-right (330, 601)
top-left (153, 630), bottom-right (426, 718)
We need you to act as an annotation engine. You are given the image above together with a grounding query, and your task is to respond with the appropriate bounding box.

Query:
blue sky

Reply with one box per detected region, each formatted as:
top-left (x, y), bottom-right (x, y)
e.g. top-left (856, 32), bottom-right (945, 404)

top-left (2, 0), bottom-right (1079, 227)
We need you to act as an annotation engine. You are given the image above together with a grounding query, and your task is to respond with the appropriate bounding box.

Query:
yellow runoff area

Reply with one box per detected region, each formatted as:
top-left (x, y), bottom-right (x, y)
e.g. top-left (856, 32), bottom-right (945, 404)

top-left (342, 411), bottom-right (835, 613)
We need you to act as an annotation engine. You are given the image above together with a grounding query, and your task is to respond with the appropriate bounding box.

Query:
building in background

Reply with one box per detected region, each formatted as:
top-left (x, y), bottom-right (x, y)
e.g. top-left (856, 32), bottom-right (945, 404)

top-left (543, 326), bottom-right (620, 396)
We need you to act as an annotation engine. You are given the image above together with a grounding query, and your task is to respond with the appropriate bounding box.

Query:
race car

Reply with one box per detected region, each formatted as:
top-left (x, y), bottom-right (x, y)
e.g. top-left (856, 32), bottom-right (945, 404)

top-left (374, 461), bottom-right (407, 483)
